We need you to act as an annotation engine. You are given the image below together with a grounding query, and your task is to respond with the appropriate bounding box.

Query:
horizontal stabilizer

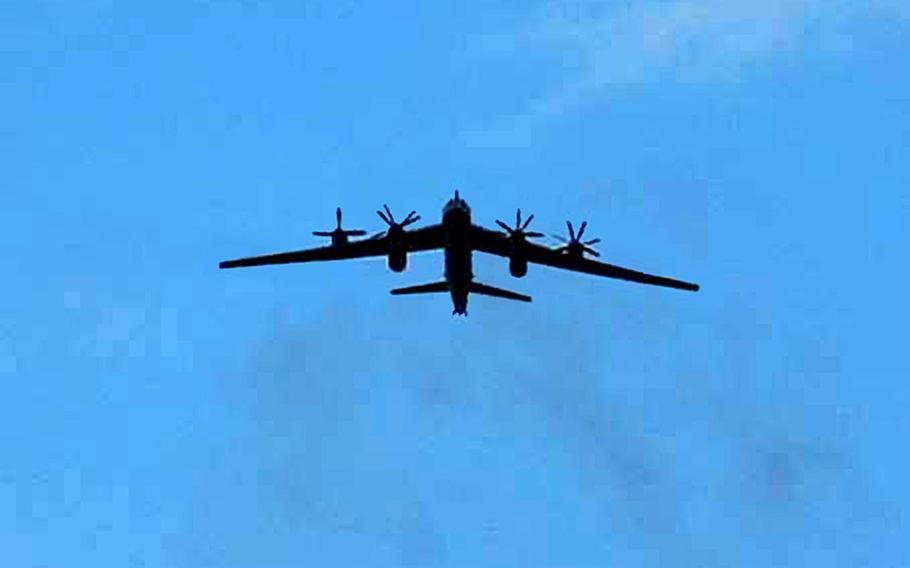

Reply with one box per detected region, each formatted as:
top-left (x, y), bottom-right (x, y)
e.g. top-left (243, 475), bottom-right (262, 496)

top-left (468, 282), bottom-right (532, 303)
top-left (390, 281), bottom-right (450, 296)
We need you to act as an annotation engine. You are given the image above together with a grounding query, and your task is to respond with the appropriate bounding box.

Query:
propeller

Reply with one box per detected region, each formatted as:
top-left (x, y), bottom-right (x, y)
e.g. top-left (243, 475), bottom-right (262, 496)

top-left (552, 220), bottom-right (601, 257)
top-left (495, 208), bottom-right (544, 240)
top-left (371, 204), bottom-right (420, 238)
top-left (313, 207), bottom-right (367, 240)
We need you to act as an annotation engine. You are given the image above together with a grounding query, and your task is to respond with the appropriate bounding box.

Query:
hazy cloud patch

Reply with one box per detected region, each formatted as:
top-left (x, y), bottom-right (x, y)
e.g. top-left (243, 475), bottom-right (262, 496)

top-left (176, 294), bottom-right (905, 566)
top-left (464, 0), bottom-right (910, 147)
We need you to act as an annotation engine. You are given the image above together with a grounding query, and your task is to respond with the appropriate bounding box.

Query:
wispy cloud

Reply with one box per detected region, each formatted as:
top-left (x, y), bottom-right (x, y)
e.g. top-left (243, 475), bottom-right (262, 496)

top-left (180, 298), bottom-right (905, 566)
top-left (463, 0), bottom-right (909, 147)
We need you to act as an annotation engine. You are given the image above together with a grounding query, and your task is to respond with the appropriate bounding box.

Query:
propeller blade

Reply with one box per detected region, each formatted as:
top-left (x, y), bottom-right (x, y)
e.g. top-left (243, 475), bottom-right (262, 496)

top-left (313, 231), bottom-right (333, 236)
top-left (344, 230), bottom-right (367, 236)
top-left (577, 221), bottom-right (588, 239)
top-left (383, 204), bottom-right (395, 223)
top-left (582, 246), bottom-right (600, 257)
top-left (525, 231), bottom-right (544, 238)
top-left (516, 208), bottom-right (521, 228)
top-left (401, 215), bottom-right (421, 227)
top-left (567, 221), bottom-right (576, 241)
top-left (584, 238), bottom-right (601, 245)
top-left (522, 213), bottom-right (534, 231)
top-left (551, 233), bottom-right (568, 243)
top-left (496, 219), bottom-right (513, 233)
top-left (377, 209), bottom-right (391, 225)
top-left (336, 207), bottom-right (342, 228)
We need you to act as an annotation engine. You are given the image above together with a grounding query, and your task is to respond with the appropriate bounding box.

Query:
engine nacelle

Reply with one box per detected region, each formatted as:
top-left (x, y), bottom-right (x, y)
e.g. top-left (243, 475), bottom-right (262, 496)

top-left (509, 256), bottom-right (527, 278)
top-left (388, 250), bottom-right (407, 273)
top-left (331, 232), bottom-right (349, 247)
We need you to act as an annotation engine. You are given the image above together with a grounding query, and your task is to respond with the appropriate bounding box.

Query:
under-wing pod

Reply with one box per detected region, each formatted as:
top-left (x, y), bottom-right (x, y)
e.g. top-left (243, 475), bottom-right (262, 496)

top-left (388, 249), bottom-right (408, 272)
top-left (509, 257), bottom-right (528, 278)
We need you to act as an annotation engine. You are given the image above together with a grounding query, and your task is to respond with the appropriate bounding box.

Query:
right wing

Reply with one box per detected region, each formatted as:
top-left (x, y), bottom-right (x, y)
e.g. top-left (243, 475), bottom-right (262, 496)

top-left (219, 224), bottom-right (445, 269)
top-left (469, 224), bottom-right (699, 292)
top-left (523, 244), bottom-right (701, 291)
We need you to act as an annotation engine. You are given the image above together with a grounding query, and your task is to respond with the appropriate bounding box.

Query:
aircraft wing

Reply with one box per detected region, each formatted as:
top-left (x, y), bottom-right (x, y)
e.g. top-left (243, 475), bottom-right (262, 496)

top-left (470, 224), bottom-right (700, 292)
top-left (220, 224), bottom-right (445, 269)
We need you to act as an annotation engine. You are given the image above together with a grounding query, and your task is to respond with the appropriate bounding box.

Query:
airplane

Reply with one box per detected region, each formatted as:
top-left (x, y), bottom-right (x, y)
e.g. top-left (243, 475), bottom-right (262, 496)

top-left (218, 191), bottom-right (700, 315)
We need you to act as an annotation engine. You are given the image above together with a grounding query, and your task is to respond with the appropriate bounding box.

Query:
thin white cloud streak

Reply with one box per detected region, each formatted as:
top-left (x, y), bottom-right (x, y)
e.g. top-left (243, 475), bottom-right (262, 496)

top-left (463, 0), bottom-right (909, 147)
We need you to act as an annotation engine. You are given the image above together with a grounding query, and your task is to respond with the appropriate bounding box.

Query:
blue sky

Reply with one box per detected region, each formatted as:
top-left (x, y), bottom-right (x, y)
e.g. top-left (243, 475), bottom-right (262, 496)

top-left (3, 1), bottom-right (908, 566)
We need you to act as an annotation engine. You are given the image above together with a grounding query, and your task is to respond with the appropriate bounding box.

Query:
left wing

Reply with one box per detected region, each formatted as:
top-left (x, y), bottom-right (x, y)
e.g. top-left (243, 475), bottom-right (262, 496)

top-left (470, 224), bottom-right (699, 292)
top-left (220, 224), bottom-right (445, 269)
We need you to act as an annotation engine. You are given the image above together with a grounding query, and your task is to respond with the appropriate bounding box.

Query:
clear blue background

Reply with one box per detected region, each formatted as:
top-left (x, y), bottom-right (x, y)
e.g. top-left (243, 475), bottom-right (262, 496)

top-left (3, 1), bottom-right (908, 566)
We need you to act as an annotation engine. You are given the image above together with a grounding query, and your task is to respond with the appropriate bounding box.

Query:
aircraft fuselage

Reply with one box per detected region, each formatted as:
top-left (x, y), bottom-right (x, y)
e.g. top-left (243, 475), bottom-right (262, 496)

top-left (442, 193), bottom-right (473, 315)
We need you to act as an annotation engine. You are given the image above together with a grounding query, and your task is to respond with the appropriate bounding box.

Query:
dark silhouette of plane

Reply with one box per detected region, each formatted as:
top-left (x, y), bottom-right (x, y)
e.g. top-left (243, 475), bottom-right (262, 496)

top-left (219, 191), bottom-right (700, 315)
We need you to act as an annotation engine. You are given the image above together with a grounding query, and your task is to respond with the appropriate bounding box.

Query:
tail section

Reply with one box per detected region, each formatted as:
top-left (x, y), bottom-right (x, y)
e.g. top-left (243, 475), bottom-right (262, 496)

top-left (468, 281), bottom-right (532, 303)
top-left (390, 280), bottom-right (530, 316)
top-left (390, 281), bottom-right (449, 296)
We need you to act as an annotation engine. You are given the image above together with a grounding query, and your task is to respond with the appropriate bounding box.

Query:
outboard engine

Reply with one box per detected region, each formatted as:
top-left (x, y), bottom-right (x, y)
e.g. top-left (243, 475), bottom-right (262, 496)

top-left (553, 221), bottom-right (601, 258)
top-left (313, 208), bottom-right (367, 246)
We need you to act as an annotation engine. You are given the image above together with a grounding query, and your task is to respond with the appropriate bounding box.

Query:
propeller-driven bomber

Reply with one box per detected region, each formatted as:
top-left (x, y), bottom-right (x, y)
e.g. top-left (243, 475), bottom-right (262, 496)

top-left (219, 191), bottom-right (700, 315)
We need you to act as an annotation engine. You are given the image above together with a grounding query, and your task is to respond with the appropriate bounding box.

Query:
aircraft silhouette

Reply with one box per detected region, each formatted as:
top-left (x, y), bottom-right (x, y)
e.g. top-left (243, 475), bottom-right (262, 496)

top-left (219, 191), bottom-right (700, 315)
